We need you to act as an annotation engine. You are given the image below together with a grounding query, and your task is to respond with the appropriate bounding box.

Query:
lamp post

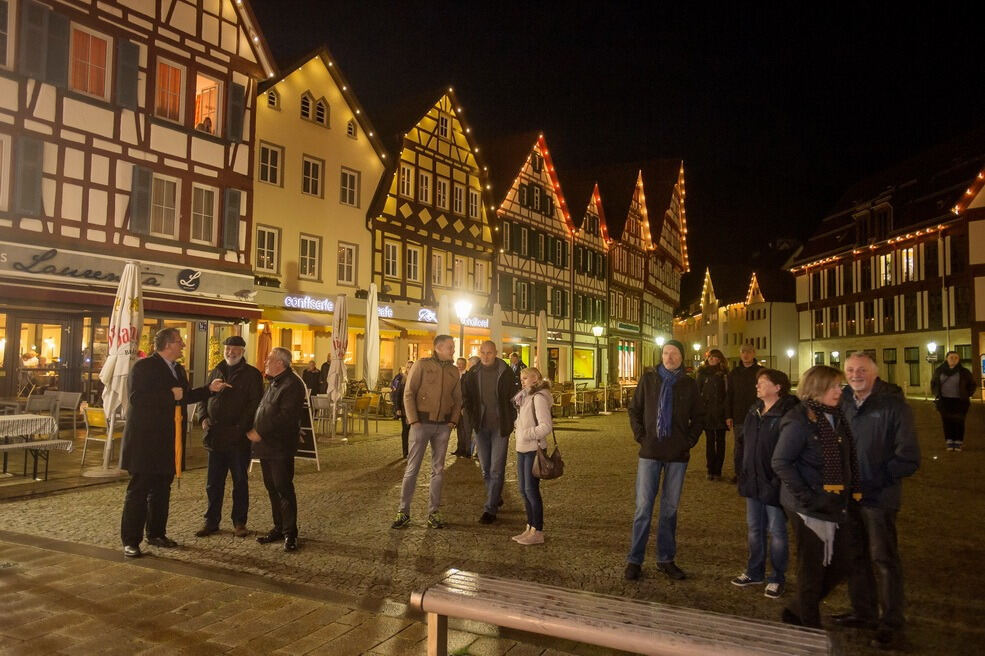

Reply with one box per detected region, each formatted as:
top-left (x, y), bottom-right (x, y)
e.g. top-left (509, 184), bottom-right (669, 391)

top-left (786, 348), bottom-right (795, 379)
top-left (655, 335), bottom-right (665, 370)
top-left (831, 350), bottom-right (840, 368)
top-left (593, 325), bottom-right (612, 415)
top-left (925, 342), bottom-right (938, 400)
top-left (692, 342), bottom-right (701, 368)
top-left (454, 299), bottom-right (472, 359)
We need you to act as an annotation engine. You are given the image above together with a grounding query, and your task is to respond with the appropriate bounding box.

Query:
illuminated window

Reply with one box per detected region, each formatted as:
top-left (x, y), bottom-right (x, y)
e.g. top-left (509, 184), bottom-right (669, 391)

top-left (70, 26), bottom-right (111, 99)
top-left (299, 234), bottom-right (320, 280)
top-left (190, 185), bottom-right (217, 244)
top-left (399, 164), bottom-right (414, 197)
top-left (878, 253), bottom-right (893, 286)
top-left (900, 247), bottom-right (915, 282)
top-left (194, 72), bottom-right (222, 135)
top-left (256, 226), bottom-right (278, 273)
top-left (150, 175), bottom-right (178, 238)
top-left (340, 167), bottom-right (359, 207)
top-left (337, 242), bottom-right (356, 285)
top-left (155, 59), bottom-right (184, 123)
top-left (406, 246), bottom-right (421, 283)
top-left (384, 242), bottom-right (399, 278)
top-left (520, 227), bottom-right (529, 256)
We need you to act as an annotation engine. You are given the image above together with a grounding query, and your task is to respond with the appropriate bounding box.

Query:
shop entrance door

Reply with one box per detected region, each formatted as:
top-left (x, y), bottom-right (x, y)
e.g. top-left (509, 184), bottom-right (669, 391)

top-left (3, 316), bottom-right (82, 397)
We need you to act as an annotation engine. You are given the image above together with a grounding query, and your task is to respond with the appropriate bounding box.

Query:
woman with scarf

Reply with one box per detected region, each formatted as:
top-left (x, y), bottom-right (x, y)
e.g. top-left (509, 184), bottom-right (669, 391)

top-left (510, 366), bottom-right (553, 545)
top-left (697, 349), bottom-right (729, 480)
top-left (772, 365), bottom-right (862, 628)
top-left (930, 351), bottom-right (977, 451)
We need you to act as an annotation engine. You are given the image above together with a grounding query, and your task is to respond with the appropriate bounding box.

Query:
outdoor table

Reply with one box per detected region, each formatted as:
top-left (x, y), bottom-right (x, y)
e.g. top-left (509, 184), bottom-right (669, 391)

top-left (0, 398), bottom-right (25, 414)
top-left (0, 413), bottom-right (60, 475)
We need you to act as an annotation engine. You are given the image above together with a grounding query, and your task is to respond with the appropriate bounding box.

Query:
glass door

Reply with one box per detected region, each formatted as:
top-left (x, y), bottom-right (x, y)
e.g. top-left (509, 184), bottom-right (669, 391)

top-left (6, 316), bottom-right (82, 397)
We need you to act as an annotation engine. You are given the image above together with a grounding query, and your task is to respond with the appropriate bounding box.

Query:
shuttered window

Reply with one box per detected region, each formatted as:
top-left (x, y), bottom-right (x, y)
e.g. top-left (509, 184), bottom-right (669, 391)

top-left (155, 59), bottom-right (184, 122)
top-left (19, 1), bottom-right (48, 78)
top-left (498, 273), bottom-right (513, 310)
top-left (115, 41), bottom-right (139, 109)
top-left (222, 188), bottom-right (240, 250)
top-left (70, 26), bottom-right (109, 98)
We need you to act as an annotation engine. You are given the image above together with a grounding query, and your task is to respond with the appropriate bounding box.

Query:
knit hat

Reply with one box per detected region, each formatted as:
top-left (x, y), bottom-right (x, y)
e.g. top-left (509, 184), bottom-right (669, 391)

top-left (223, 336), bottom-right (246, 347)
top-left (662, 339), bottom-right (686, 362)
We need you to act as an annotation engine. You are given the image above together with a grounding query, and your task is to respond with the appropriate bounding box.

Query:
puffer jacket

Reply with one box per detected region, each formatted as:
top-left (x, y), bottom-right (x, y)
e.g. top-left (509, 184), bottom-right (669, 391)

top-left (403, 355), bottom-right (462, 425)
top-left (629, 368), bottom-right (705, 462)
top-left (738, 394), bottom-right (799, 505)
top-left (514, 386), bottom-right (552, 452)
top-left (251, 368), bottom-right (306, 460)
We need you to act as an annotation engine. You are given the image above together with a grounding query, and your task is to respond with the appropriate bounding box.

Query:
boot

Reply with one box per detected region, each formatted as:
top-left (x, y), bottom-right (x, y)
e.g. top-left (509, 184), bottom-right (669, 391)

top-left (511, 525), bottom-right (531, 542)
top-left (517, 529), bottom-right (544, 545)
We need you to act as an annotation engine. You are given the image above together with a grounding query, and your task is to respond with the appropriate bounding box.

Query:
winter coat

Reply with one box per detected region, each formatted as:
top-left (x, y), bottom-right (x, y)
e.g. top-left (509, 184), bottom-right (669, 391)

top-left (726, 362), bottom-right (763, 425)
top-left (194, 359), bottom-right (264, 452)
top-left (696, 365), bottom-right (729, 430)
top-left (514, 387), bottom-right (552, 453)
top-left (838, 380), bottom-right (920, 510)
top-left (930, 363), bottom-right (977, 400)
top-left (461, 359), bottom-right (520, 437)
top-left (121, 352), bottom-right (211, 475)
top-left (629, 368), bottom-right (705, 462)
top-left (301, 368), bottom-right (322, 394)
top-left (772, 402), bottom-right (856, 523)
top-left (403, 356), bottom-right (462, 425)
top-left (251, 368), bottom-right (306, 460)
top-left (738, 394), bottom-right (799, 505)
top-left (391, 372), bottom-right (407, 418)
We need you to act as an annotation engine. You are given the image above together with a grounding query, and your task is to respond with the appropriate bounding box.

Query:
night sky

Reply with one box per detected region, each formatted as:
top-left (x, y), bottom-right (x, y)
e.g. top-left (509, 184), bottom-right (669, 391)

top-left (251, 1), bottom-right (985, 274)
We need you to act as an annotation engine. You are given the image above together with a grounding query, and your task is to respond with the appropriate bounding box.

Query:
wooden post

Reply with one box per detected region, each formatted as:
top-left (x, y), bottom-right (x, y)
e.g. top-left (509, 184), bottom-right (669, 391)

top-left (426, 612), bottom-right (447, 656)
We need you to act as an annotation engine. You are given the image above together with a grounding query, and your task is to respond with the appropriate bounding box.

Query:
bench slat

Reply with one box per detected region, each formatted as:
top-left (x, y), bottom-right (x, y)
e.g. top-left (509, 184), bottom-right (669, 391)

top-left (0, 440), bottom-right (73, 452)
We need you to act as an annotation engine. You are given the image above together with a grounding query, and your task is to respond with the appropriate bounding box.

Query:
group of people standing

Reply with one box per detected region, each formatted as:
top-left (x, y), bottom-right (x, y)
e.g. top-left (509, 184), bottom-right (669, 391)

top-left (627, 339), bottom-right (922, 651)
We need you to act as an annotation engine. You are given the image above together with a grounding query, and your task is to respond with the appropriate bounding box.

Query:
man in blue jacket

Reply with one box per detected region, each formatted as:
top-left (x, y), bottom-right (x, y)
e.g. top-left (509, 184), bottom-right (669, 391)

top-left (837, 352), bottom-right (920, 651)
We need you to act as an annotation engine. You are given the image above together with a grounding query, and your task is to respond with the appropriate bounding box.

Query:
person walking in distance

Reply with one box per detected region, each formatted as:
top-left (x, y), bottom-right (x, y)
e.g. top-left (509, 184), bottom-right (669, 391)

top-left (391, 360), bottom-right (414, 458)
top-left (727, 345), bottom-right (762, 483)
top-left (930, 350), bottom-right (977, 451)
top-left (301, 360), bottom-right (322, 396)
top-left (453, 357), bottom-right (474, 456)
top-left (509, 352), bottom-right (526, 388)
top-left (625, 340), bottom-right (705, 581)
top-left (835, 352), bottom-right (920, 650)
top-left (193, 336), bottom-right (264, 538)
top-left (511, 367), bottom-right (552, 545)
top-left (391, 335), bottom-right (462, 529)
top-left (697, 349), bottom-right (729, 481)
top-left (119, 328), bottom-right (229, 558)
top-left (248, 347), bottom-right (306, 552)
top-left (461, 340), bottom-right (520, 524)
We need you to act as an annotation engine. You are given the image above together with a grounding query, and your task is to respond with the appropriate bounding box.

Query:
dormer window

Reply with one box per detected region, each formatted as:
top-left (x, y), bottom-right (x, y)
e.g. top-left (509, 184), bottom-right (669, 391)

top-left (314, 99), bottom-right (328, 126)
top-left (300, 92), bottom-right (313, 120)
top-left (346, 119), bottom-right (357, 138)
top-left (266, 89), bottom-right (279, 110)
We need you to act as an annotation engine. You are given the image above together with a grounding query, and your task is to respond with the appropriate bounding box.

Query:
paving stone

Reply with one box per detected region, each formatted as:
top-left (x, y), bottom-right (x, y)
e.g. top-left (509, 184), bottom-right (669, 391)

top-left (271, 621), bottom-right (353, 654)
top-left (466, 636), bottom-right (521, 656)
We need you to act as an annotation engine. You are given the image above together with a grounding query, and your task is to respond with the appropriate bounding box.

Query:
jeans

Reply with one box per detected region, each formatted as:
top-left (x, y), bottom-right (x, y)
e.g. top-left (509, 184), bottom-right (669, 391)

top-left (260, 457), bottom-right (297, 538)
top-left (204, 448), bottom-right (251, 528)
top-left (938, 398), bottom-right (969, 444)
top-left (399, 423), bottom-right (450, 515)
top-left (705, 429), bottom-right (726, 476)
top-left (745, 498), bottom-right (788, 583)
top-left (848, 505), bottom-right (905, 630)
top-left (788, 509), bottom-right (854, 628)
top-left (516, 451), bottom-right (543, 530)
top-left (627, 459), bottom-right (687, 565)
top-left (120, 472), bottom-right (174, 546)
top-left (474, 427), bottom-right (509, 515)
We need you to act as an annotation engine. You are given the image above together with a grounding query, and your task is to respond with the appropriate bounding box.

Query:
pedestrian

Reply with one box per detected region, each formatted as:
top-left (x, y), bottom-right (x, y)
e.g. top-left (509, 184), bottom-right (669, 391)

top-left (461, 340), bottom-right (520, 524)
top-left (120, 327), bottom-right (228, 558)
top-left (732, 368), bottom-right (797, 599)
top-left (301, 360), bottom-right (322, 396)
top-left (697, 348), bottom-right (729, 481)
top-left (511, 366), bottom-right (552, 545)
top-left (726, 344), bottom-right (762, 483)
top-left (391, 334), bottom-right (462, 529)
top-left (319, 357), bottom-right (332, 394)
top-left (453, 357), bottom-right (473, 456)
top-left (391, 360), bottom-right (414, 458)
top-left (772, 365), bottom-right (862, 629)
top-left (509, 351), bottom-right (526, 387)
top-left (930, 350), bottom-right (977, 451)
top-left (836, 352), bottom-right (920, 650)
top-left (625, 339), bottom-right (705, 581)
top-left (193, 336), bottom-right (264, 539)
top-left (248, 347), bottom-right (306, 552)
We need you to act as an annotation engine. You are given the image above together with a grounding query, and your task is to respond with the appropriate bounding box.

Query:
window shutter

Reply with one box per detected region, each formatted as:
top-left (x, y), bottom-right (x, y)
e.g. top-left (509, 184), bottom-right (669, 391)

top-left (562, 241), bottom-right (569, 269)
top-left (535, 283), bottom-right (547, 312)
top-left (13, 136), bottom-right (44, 215)
top-left (499, 273), bottom-right (513, 310)
top-left (19, 0), bottom-right (48, 78)
top-left (511, 221), bottom-right (521, 253)
top-left (128, 166), bottom-right (152, 234)
top-left (45, 11), bottom-right (69, 87)
top-left (546, 196), bottom-right (554, 217)
top-left (116, 41), bottom-right (140, 109)
top-left (226, 82), bottom-right (246, 142)
top-left (222, 188), bottom-right (241, 249)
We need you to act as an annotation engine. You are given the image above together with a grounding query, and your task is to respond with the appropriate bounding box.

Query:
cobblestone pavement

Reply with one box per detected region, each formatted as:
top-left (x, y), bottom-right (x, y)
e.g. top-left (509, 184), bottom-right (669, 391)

top-left (2, 401), bottom-right (984, 655)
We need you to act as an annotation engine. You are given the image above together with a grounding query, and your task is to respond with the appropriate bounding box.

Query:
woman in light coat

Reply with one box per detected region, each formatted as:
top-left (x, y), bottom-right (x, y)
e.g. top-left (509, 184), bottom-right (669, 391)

top-left (512, 367), bottom-right (552, 545)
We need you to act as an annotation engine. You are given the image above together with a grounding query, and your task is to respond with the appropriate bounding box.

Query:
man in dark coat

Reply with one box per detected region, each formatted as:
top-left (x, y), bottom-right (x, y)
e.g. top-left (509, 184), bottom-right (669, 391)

top-left (193, 336), bottom-right (263, 538)
top-left (836, 352), bottom-right (920, 651)
top-left (625, 339), bottom-right (705, 581)
top-left (248, 347), bottom-right (306, 552)
top-left (726, 345), bottom-right (762, 483)
top-left (508, 352), bottom-right (526, 387)
top-left (120, 327), bottom-right (228, 558)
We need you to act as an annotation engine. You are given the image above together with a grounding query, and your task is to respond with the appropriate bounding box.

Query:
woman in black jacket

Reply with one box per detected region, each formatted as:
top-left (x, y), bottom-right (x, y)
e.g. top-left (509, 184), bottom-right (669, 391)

top-left (391, 360), bottom-right (413, 458)
top-left (930, 351), bottom-right (977, 451)
top-left (696, 349), bottom-right (729, 480)
top-left (732, 369), bottom-right (798, 599)
top-left (772, 365), bottom-right (862, 628)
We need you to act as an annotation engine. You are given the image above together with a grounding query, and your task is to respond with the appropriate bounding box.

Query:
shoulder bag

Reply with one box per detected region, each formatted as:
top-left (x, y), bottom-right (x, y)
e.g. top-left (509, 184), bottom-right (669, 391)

top-left (529, 393), bottom-right (564, 480)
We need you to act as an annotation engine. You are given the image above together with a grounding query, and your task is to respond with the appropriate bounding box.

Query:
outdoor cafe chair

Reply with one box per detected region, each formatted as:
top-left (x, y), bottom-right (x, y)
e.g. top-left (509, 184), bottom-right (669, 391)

top-left (25, 395), bottom-right (58, 418)
top-left (80, 406), bottom-right (124, 470)
top-left (44, 390), bottom-right (82, 434)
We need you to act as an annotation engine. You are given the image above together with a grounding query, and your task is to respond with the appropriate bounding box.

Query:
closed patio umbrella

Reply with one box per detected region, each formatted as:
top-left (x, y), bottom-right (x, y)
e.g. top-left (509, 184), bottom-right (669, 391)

top-left (535, 310), bottom-right (548, 374)
top-left (490, 303), bottom-right (503, 354)
top-left (324, 295), bottom-right (349, 436)
top-left (364, 283), bottom-right (380, 390)
top-left (256, 323), bottom-right (272, 368)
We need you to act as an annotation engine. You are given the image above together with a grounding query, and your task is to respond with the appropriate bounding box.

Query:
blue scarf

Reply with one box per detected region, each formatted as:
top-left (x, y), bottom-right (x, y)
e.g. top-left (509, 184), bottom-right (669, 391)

top-left (656, 365), bottom-right (681, 440)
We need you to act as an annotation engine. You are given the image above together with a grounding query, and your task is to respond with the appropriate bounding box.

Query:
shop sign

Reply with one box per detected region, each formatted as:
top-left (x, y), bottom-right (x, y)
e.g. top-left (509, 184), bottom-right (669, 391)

top-left (547, 330), bottom-right (563, 340)
top-left (283, 294), bottom-right (394, 318)
top-left (462, 316), bottom-right (489, 328)
top-left (178, 269), bottom-right (202, 291)
top-left (378, 305), bottom-right (394, 318)
top-left (418, 308), bottom-right (438, 323)
top-left (617, 322), bottom-right (641, 333)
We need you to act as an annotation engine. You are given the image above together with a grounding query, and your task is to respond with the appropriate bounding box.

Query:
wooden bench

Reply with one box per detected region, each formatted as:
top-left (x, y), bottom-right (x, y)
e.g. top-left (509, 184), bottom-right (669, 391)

top-left (0, 439), bottom-right (74, 480)
top-left (410, 569), bottom-right (836, 656)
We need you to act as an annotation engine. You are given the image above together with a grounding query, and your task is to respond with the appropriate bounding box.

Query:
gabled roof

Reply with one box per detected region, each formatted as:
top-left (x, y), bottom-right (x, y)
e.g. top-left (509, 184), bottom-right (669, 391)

top-left (235, 1), bottom-right (277, 78)
top-left (746, 270), bottom-right (796, 303)
top-left (679, 264), bottom-right (753, 309)
top-left (483, 132), bottom-right (541, 205)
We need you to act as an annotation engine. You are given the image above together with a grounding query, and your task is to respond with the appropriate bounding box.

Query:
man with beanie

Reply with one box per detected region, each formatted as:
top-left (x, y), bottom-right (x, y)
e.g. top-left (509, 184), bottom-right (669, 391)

top-left (193, 336), bottom-right (264, 538)
top-left (726, 344), bottom-right (763, 483)
top-left (626, 339), bottom-right (705, 581)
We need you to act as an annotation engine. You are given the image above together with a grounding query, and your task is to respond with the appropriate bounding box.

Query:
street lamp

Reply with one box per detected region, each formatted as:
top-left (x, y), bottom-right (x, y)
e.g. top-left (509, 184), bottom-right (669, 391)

top-left (785, 348), bottom-right (795, 379)
top-left (926, 341), bottom-right (938, 363)
top-left (831, 350), bottom-right (840, 368)
top-left (454, 299), bottom-right (472, 358)
top-left (692, 342), bottom-right (701, 367)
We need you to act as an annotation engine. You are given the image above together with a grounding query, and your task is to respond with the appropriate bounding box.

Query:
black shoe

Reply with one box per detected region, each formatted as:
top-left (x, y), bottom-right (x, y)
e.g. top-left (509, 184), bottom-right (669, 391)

top-left (781, 608), bottom-right (802, 626)
top-left (478, 511), bottom-right (496, 524)
top-left (146, 536), bottom-right (178, 548)
top-left (624, 563), bottom-right (642, 581)
top-left (123, 545), bottom-right (141, 558)
top-left (284, 536), bottom-right (298, 552)
top-left (831, 613), bottom-right (879, 630)
top-left (195, 525), bottom-right (219, 538)
top-left (870, 629), bottom-right (904, 651)
top-left (257, 530), bottom-right (284, 544)
top-left (497, 498), bottom-right (504, 508)
top-left (657, 561), bottom-right (687, 580)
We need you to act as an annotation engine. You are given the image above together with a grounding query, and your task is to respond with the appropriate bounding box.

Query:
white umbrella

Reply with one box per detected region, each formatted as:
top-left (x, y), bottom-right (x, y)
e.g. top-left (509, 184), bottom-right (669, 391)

top-left (364, 283), bottom-right (380, 390)
top-left (436, 294), bottom-right (450, 336)
top-left (535, 309), bottom-right (548, 373)
top-left (324, 295), bottom-right (349, 437)
top-left (88, 260), bottom-right (142, 477)
top-left (490, 303), bottom-right (503, 354)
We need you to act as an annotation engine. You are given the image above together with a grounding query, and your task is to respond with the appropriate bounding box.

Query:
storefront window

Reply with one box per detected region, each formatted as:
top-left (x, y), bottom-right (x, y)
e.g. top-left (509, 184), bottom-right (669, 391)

top-left (573, 348), bottom-right (595, 379)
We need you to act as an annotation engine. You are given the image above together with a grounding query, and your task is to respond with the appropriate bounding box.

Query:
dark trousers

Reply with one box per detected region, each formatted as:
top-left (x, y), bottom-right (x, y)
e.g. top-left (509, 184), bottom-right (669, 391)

top-left (787, 509), bottom-right (854, 628)
top-left (705, 429), bottom-right (727, 476)
top-left (121, 472), bottom-right (174, 546)
top-left (454, 413), bottom-right (473, 456)
top-left (204, 448), bottom-right (251, 528)
top-left (938, 398), bottom-right (969, 444)
top-left (733, 426), bottom-right (745, 478)
top-left (260, 457), bottom-right (297, 537)
top-left (848, 505), bottom-right (905, 630)
top-left (399, 418), bottom-right (411, 457)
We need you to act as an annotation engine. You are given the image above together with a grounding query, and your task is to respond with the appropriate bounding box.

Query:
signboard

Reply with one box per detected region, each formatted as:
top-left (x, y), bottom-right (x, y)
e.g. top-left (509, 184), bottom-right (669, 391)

top-left (417, 307), bottom-right (489, 327)
top-left (283, 294), bottom-right (393, 317)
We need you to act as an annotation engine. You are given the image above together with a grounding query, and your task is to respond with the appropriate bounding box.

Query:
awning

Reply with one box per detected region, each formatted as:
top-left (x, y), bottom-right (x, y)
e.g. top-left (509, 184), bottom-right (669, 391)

top-left (381, 317), bottom-right (437, 337)
top-left (262, 308), bottom-right (334, 327)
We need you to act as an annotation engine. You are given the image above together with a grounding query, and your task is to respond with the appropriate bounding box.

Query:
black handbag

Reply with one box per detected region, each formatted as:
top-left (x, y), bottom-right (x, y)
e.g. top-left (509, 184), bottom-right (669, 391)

top-left (529, 395), bottom-right (564, 480)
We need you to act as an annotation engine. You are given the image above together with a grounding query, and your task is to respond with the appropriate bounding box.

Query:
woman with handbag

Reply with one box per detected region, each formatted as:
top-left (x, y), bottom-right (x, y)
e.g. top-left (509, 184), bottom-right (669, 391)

top-left (512, 367), bottom-right (553, 545)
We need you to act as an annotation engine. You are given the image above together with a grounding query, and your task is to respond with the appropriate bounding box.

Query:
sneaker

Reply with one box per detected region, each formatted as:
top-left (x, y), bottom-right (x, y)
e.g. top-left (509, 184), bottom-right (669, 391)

top-left (764, 582), bottom-right (785, 598)
top-left (391, 512), bottom-right (411, 529)
top-left (512, 526), bottom-right (532, 542)
top-left (516, 529), bottom-right (544, 545)
top-left (955, 444), bottom-right (963, 452)
top-left (426, 512), bottom-right (446, 529)
top-left (731, 573), bottom-right (764, 587)
top-left (657, 561), bottom-right (687, 580)
top-left (624, 563), bottom-right (642, 581)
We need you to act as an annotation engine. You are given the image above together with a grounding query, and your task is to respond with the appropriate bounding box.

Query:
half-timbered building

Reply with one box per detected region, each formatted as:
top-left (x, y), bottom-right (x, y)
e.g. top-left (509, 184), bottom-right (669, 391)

top-left (0, 0), bottom-right (274, 398)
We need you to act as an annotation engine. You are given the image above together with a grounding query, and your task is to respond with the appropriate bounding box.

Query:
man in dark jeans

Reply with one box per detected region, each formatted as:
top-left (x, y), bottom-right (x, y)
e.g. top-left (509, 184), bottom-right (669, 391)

top-left (837, 352), bottom-right (920, 651)
top-left (193, 336), bottom-right (263, 538)
top-left (248, 347), bottom-right (306, 552)
top-left (726, 345), bottom-right (761, 484)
